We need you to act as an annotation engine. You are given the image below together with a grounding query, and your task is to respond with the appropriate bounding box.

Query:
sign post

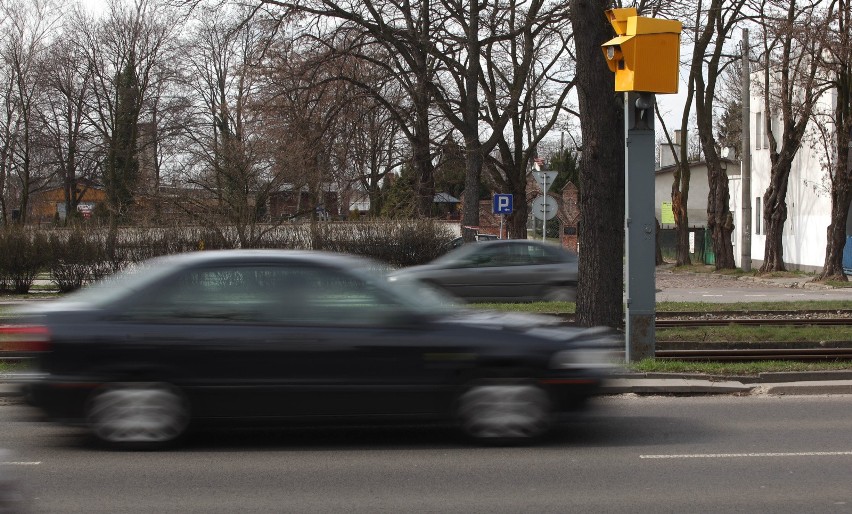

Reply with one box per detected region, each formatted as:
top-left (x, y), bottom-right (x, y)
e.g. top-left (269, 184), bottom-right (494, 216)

top-left (532, 171), bottom-right (558, 241)
top-left (492, 194), bottom-right (513, 239)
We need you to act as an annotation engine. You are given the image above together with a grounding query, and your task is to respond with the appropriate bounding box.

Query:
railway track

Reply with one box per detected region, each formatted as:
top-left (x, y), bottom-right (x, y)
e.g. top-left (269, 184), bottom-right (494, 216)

top-left (557, 310), bottom-right (852, 328)
top-left (655, 348), bottom-right (852, 361)
top-left (655, 309), bottom-right (852, 318)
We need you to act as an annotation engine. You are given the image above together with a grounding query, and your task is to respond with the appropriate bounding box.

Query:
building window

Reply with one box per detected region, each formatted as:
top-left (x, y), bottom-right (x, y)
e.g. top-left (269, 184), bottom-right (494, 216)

top-left (766, 116), bottom-right (773, 149)
top-left (789, 202), bottom-right (794, 234)
top-left (755, 197), bottom-right (762, 235)
top-left (755, 112), bottom-right (762, 150)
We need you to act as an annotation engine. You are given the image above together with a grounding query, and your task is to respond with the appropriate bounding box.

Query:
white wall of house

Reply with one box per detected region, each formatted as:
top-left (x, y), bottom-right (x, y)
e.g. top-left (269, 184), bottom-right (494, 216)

top-left (746, 86), bottom-right (835, 272)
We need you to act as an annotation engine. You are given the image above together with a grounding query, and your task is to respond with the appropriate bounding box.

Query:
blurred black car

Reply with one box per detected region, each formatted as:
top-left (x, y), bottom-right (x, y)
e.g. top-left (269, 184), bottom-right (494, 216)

top-left (8, 250), bottom-right (618, 449)
top-left (390, 240), bottom-right (579, 302)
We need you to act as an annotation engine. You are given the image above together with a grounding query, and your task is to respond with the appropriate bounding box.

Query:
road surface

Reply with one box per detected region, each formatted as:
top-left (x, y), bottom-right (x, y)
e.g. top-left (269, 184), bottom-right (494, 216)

top-left (3, 395), bottom-right (852, 513)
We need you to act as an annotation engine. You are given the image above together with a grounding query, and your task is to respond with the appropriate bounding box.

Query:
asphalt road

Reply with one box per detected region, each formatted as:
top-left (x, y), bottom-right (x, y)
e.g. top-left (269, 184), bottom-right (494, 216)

top-left (3, 395), bottom-right (852, 513)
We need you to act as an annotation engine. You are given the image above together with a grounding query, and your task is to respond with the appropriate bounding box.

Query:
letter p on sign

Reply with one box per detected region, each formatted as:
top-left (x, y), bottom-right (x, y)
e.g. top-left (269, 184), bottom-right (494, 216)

top-left (493, 194), bottom-right (513, 214)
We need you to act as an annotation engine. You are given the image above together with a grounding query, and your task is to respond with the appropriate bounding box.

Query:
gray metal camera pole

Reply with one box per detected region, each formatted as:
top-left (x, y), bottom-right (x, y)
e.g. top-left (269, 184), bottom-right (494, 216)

top-left (624, 92), bottom-right (656, 361)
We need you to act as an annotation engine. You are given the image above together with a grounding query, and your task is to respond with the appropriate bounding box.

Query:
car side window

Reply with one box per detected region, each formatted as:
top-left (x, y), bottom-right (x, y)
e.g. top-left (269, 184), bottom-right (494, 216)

top-left (527, 244), bottom-right (562, 265)
top-left (463, 244), bottom-right (512, 267)
top-left (122, 264), bottom-right (408, 327)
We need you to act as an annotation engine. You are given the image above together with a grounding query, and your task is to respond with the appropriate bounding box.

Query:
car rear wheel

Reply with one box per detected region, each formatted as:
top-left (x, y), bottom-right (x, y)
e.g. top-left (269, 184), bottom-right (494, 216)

top-left (87, 383), bottom-right (189, 449)
top-left (457, 382), bottom-right (552, 442)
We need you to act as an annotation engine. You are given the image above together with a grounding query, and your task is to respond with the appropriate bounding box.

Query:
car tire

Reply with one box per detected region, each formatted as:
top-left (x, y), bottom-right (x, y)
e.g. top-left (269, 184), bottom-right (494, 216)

top-left (457, 381), bottom-right (552, 443)
top-left (544, 286), bottom-right (576, 302)
top-left (86, 382), bottom-right (189, 450)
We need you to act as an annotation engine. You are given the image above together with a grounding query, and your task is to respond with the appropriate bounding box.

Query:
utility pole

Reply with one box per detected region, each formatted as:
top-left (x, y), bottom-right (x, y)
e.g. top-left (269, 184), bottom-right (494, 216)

top-left (624, 92), bottom-right (657, 361)
top-left (741, 28), bottom-right (752, 272)
top-left (602, 7), bottom-right (681, 361)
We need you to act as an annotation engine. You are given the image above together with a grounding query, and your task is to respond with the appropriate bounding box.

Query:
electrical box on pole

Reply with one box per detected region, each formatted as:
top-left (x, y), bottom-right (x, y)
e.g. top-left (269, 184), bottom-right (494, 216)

top-left (601, 9), bottom-right (681, 362)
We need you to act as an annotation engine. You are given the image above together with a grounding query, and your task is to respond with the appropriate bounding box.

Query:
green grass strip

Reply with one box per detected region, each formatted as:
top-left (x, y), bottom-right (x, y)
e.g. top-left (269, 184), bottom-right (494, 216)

top-left (627, 358), bottom-right (852, 375)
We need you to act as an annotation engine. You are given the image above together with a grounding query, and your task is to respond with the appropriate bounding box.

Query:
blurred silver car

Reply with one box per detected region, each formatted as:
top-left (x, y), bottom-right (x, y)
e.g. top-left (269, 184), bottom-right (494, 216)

top-left (449, 233), bottom-right (499, 249)
top-left (390, 240), bottom-right (578, 302)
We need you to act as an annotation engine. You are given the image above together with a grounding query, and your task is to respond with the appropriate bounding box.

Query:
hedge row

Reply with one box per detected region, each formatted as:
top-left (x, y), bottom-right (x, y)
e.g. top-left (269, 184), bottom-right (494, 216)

top-left (0, 221), bottom-right (456, 294)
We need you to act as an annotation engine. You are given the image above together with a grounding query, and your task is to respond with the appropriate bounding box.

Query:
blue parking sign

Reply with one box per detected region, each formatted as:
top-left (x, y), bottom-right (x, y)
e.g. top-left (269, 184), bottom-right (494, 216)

top-left (492, 194), bottom-right (513, 214)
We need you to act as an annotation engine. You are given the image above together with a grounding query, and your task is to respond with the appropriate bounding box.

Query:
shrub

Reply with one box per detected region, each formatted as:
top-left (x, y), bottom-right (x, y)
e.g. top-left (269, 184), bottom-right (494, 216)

top-left (49, 230), bottom-right (108, 292)
top-left (0, 228), bottom-right (50, 293)
top-left (312, 220), bottom-right (455, 266)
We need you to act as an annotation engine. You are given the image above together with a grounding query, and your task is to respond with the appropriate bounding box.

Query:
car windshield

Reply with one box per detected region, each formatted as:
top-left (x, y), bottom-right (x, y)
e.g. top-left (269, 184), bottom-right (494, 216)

top-left (431, 243), bottom-right (482, 265)
top-left (61, 256), bottom-right (184, 308)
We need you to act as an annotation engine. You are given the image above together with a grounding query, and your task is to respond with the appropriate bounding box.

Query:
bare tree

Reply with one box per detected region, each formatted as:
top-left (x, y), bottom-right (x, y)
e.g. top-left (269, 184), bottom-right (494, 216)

top-left (174, 4), bottom-right (285, 247)
top-left (756, 0), bottom-right (834, 271)
top-left (0, 0), bottom-right (62, 224)
top-left (78, 0), bottom-right (179, 250)
top-left (337, 91), bottom-right (405, 218)
top-left (235, 0), bottom-right (442, 219)
top-left (816, 0), bottom-right (850, 281)
top-left (39, 28), bottom-right (100, 224)
top-left (481, 0), bottom-right (576, 240)
top-left (692, 0), bottom-right (747, 270)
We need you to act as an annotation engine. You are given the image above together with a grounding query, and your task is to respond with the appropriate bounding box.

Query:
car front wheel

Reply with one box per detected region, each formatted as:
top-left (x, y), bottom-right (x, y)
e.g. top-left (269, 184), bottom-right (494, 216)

top-left (543, 285), bottom-right (576, 302)
top-left (87, 383), bottom-right (189, 449)
top-left (457, 381), bottom-right (552, 442)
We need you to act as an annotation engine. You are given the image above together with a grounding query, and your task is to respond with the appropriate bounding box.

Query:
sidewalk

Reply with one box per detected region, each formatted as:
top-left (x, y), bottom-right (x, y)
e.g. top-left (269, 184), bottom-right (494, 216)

top-left (657, 263), bottom-right (847, 290)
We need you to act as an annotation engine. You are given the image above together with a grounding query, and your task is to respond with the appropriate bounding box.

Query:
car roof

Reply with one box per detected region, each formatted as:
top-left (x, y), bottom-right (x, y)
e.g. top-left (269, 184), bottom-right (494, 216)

top-left (146, 249), bottom-right (378, 269)
top-left (475, 239), bottom-right (557, 246)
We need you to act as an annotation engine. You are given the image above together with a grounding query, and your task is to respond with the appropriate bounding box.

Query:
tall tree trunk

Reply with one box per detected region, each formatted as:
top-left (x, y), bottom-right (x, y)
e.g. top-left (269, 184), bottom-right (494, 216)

top-left (462, 135), bottom-right (483, 239)
top-left (760, 160), bottom-right (792, 272)
top-left (692, 0), bottom-right (739, 270)
top-left (672, 163), bottom-right (692, 266)
top-left (819, 26), bottom-right (851, 281)
top-left (461, 0), bottom-right (482, 241)
top-left (818, 113), bottom-right (851, 279)
top-left (569, 0), bottom-right (625, 328)
top-left (412, 72), bottom-right (435, 217)
top-left (706, 160), bottom-right (736, 268)
top-left (508, 186), bottom-right (529, 239)
top-left (820, 183), bottom-right (851, 280)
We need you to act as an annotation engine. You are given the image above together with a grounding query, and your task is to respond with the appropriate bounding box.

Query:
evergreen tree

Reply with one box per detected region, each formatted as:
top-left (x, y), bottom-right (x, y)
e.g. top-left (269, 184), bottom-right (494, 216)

top-left (104, 53), bottom-right (141, 223)
top-left (380, 165), bottom-right (418, 218)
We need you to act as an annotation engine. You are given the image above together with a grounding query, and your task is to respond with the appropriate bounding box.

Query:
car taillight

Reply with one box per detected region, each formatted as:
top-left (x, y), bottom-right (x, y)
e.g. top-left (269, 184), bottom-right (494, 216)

top-left (0, 325), bottom-right (51, 353)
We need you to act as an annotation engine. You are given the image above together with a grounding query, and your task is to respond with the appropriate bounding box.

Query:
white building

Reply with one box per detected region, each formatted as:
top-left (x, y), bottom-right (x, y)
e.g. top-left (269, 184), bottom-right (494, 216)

top-left (655, 144), bottom-right (740, 229)
top-left (742, 83), bottom-right (851, 273)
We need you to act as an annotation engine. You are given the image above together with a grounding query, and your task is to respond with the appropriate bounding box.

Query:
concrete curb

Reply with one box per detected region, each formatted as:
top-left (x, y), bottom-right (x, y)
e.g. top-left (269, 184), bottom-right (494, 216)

top-left (754, 380), bottom-right (852, 395)
top-left (602, 378), bottom-right (752, 394)
top-left (603, 378), bottom-right (852, 396)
